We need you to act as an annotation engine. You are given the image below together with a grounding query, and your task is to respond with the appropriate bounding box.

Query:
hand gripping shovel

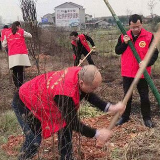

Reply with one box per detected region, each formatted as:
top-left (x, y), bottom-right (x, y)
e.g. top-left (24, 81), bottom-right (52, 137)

top-left (107, 27), bottom-right (160, 130)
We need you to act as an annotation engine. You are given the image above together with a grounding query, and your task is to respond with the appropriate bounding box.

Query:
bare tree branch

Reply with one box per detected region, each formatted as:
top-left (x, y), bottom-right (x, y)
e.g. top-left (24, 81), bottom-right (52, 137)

top-left (148, 0), bottom-right (157, 18)
top-left (20, 0), bottom-right (40, 74)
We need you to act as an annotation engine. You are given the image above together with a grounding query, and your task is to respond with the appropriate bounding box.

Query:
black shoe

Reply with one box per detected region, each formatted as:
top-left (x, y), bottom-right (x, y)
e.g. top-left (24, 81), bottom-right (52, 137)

top-left (116, 117), bottom-right (130, 126)
top-left (144, 119), bottom-right (154, 128)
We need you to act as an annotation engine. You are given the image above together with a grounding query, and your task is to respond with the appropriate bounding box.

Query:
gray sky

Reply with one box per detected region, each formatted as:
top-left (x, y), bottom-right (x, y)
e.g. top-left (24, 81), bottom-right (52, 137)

top-left (0, 0), bottom-right (160, 23)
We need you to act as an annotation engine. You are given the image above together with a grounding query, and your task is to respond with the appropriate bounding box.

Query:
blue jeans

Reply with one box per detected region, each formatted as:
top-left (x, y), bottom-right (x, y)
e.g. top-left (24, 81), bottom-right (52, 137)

top-left (12, 92), bottom-right (42, 159)
top-left (12, 92), bottom-right (74, 159)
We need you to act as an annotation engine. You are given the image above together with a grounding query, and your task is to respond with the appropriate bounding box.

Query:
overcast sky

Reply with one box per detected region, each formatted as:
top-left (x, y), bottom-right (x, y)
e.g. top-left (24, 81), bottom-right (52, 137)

top-left (0, 0), bottom-right (160, 23)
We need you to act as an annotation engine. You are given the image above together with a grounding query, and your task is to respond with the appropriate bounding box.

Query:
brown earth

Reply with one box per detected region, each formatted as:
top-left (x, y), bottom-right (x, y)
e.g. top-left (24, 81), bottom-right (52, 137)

top-left (0, 50), bottom-right (160, 160)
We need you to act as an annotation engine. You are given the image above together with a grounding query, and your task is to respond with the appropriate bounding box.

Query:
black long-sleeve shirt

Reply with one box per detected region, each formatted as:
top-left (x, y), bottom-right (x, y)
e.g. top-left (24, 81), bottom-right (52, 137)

top-left (115, 33), bottom-right (159, 66)
top-left (72, 34), bottom-right (95, 57)
top-left (54, 92), bottom-right (109, 138)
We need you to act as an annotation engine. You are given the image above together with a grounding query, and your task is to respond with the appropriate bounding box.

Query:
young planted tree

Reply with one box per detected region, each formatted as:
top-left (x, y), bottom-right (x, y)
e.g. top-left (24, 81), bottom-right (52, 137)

top-left (147, 0), bottom-right (159, 31)
top-left (148, 0), bottom-right (157, 18)
top-left (20, 0), bottom-right (40, 74)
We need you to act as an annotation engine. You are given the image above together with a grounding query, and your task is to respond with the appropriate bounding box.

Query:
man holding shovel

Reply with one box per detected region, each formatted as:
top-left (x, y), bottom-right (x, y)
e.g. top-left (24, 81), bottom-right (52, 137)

top-left (70, 31), bottom-right (95, 66)
top-left (115, 14), bottom-right (159, 128)
top-left (12, 65), bottom-right (125, 160)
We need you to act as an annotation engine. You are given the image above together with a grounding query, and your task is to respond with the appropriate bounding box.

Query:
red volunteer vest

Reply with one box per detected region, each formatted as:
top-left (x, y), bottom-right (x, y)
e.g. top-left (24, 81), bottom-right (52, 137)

top-left (71, 34), bottom-right (91, 52)
top-left (121, 28), bottom-right (152, 78)
top-left (5, 28), bottom-right (28, 56)
top-left (19, 67), bottom-right (81, 139)
top-left (1, 28), bottom-right (9, 42)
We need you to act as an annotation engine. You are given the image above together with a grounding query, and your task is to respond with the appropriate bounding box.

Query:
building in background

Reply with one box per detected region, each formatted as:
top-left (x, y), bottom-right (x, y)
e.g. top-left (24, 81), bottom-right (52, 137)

top-left (85, 20), bottom-right (110, 29)
top-left (41, 13), bottom-right (55, 24)
top-left (85, 14), bottom-right (92, 22)
top-left (55, 2), bottom-right (85, 27)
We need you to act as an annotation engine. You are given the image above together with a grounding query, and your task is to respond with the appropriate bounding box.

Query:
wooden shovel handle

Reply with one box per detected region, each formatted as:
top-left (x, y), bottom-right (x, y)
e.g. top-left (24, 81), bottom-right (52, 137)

top-left (107, 27), bottom-right (160, 130)
top-left (77, 49), bottom-right (94, 66)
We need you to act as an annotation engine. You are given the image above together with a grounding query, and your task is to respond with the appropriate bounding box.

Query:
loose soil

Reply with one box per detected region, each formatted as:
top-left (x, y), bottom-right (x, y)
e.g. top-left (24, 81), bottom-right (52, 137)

top-left (0, 50), bottom-right (160, 160)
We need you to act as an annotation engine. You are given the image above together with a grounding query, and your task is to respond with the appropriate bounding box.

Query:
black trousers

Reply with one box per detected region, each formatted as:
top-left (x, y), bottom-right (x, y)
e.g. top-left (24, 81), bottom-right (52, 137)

top-left (58, 127), bottom-right (73, 160)
top-left (122, 77), bottom-right (151, 120)
top-left (12, 66), bottom-right (24, 88)
top-left (74, 52), bottom-right (95, 66)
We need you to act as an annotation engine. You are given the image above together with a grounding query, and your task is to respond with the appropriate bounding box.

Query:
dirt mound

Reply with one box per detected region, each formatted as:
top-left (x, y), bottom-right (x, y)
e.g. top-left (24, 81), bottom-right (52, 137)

top-left (1, 115), bottom-right (150, 160)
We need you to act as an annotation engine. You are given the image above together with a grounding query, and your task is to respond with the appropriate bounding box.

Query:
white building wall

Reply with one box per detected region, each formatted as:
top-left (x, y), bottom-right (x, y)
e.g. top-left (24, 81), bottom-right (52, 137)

top-left (79, 8), bottom-right (85, 24)
top-left (55, 3), bottom-right (85, 27)
top-left (85, 15), bottom-right (92, 22)
top-left (55, 8), bottom-right (80, 27)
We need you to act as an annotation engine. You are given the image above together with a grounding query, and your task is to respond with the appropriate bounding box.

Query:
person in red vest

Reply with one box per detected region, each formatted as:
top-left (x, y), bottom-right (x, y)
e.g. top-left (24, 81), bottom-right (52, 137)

top-left (2, 21), bottom-right (32, 88)
top-left (1, 25), bottom-right (9, 42)
top-left (12, 65), bottom-right (125, 160)
top-left (0, 33), bottom-right (1, 51)
top-left (1, 25), bottom-right (9, 53)
top-left (115, 14), bottom-right (159, 128)
top-left (70, 31), bottom-right (95, 66)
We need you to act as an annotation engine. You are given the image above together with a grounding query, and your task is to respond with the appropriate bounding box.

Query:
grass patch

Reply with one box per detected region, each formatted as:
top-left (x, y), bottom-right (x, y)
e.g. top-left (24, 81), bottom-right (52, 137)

top-left (0, 110), bottom-right (21, 160)
top-left (0, 110), bottom-right (21, 146)
top-left (79, 101), bottom-right (105, 119)
top-left (0, 110), bottom-right (19, 134)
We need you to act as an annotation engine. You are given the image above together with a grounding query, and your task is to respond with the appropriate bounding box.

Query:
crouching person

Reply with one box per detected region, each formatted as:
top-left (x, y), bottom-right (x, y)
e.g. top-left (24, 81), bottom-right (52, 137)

top-left (12, 65), bottom-right (125, 160)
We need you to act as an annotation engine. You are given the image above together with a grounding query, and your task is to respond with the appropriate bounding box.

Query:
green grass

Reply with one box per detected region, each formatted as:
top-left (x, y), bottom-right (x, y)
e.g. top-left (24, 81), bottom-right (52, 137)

top-left (0, 110), bottom-right (21, 146)
top-left (51, 24), bottom-right (160, 61)
top-left (0, 110), bottom-right (21, 160)
top-left (79, 101), bottom-right (105, 119)
top-left (53, 28), bottom-right (121, 55)
top-left (88, 29), bottom-right (120, 54)
top-left (0, 110), bottom-right (20, 134)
